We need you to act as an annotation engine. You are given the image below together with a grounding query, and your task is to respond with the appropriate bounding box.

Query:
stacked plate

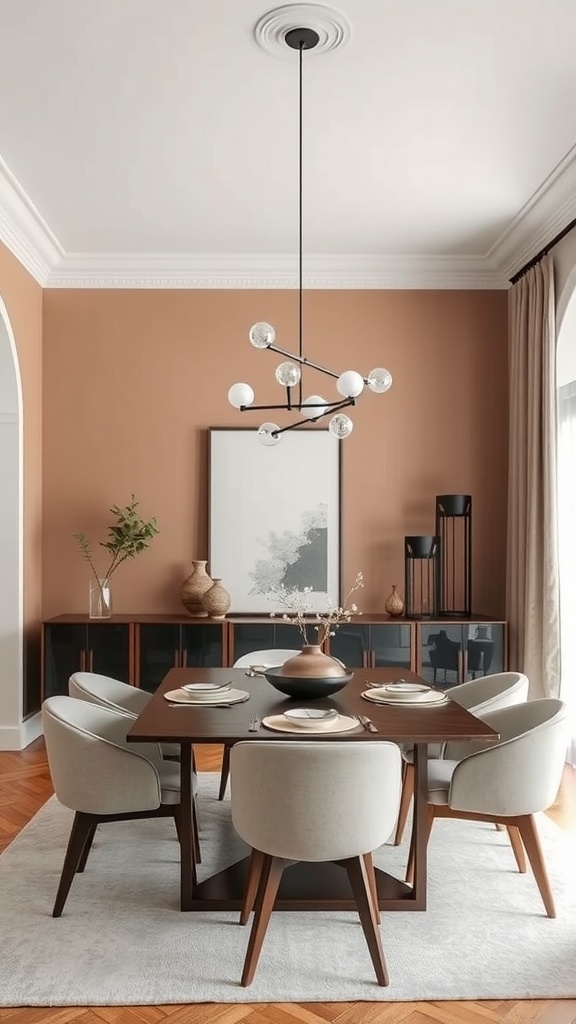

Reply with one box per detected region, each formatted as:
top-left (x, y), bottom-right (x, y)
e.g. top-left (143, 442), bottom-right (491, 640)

top-left (262, 707), bottom-right (360, 734)
top-left (163, 681), bottom-right (249, 705)
top-left (362, 681), bottom-right (448, 706)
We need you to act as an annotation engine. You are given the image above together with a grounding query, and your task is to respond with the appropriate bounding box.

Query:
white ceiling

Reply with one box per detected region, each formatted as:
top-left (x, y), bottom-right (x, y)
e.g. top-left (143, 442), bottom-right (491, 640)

top-left (0, 0), bottom-right (575, 287)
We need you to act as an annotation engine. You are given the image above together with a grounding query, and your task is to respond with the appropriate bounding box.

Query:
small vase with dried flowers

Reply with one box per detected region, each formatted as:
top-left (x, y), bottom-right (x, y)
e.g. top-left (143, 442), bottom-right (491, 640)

top-left (268, 572), bottom-right (364, 679)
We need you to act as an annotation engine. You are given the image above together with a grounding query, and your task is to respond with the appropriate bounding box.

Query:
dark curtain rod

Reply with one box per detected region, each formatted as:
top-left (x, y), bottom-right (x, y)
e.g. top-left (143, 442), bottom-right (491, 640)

top-left (509, 215), bottom-right (576, 284)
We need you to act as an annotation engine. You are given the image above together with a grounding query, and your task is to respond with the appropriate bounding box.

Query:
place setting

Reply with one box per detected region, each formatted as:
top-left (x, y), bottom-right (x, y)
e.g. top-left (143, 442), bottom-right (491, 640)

top-left (163, 681), bottom-right (250, 707)
top-left (361, 680), bottom-right (450, 707)
top-left (261, 707), bottom-right (362, 734)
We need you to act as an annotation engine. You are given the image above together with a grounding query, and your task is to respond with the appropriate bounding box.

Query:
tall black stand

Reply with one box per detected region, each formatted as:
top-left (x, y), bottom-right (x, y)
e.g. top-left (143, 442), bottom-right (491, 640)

top-left (404, 536), bottom-right (439, 619)
top-left (435, 495), bottom-right (472, 617)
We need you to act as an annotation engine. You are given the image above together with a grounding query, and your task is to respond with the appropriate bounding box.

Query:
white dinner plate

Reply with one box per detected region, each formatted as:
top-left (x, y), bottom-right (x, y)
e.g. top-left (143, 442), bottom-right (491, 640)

top-left (379, 682), bottom-right (430, 694)
top-left (283, 708), bottom-right (339, 729)
top-left (361, 689), bottom-right (448, 707)
top-left (163, 687), bottom-right (249, 706)
top-left (262, 713), bottom-right (360, 735)
top-left (181, 682), bottom-right (232, 697)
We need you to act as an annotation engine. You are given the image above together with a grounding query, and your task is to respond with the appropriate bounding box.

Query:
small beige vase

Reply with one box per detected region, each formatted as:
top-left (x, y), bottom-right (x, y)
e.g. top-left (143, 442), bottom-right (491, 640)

top-left (181, 560), bottom-right (213, 617)
top-left (203, 578), bottom-right (231, 619)
top-left (385, 584), bottom-right (404, 617)
top-left (280, 645), bottom-right (344, 679)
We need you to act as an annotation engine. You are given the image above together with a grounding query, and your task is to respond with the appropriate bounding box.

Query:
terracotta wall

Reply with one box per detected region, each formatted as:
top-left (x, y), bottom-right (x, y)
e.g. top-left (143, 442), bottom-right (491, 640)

top-left (0, 241), bottom-right (43, 711)
top-left (42, 288), bottom-right (508, 619)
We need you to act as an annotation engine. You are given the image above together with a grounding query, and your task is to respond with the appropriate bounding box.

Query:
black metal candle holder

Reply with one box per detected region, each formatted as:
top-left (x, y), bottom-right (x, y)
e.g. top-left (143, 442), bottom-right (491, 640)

top-left (435, 495), bottom-right (472, 617)
top-left (404, 535), bottom-right (439, 619)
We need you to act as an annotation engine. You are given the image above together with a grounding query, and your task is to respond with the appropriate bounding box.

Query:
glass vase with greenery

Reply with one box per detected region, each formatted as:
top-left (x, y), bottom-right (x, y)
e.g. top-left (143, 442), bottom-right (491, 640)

top-left (74, 495), bottom-right (159, 617)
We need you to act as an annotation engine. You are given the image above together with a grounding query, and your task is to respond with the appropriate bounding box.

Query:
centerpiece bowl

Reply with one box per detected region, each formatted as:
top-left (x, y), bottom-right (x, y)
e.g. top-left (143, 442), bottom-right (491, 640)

top-left (263, 665), bottom-right (353, 699)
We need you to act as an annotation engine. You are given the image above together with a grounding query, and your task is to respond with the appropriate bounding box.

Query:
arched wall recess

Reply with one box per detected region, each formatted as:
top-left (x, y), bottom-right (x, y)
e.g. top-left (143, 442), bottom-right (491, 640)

top-left (0, 294), bottom-right (25, 749)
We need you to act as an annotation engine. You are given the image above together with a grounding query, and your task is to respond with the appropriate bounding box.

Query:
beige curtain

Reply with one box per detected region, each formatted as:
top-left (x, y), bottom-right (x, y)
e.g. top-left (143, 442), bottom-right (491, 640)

top-left (506, 255), bottom-right (560, 698)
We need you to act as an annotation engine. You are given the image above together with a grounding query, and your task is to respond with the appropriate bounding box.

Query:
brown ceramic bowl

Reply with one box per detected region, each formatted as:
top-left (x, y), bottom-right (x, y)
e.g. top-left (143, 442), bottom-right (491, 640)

top-left (263, 666), bottom-right (354, 699)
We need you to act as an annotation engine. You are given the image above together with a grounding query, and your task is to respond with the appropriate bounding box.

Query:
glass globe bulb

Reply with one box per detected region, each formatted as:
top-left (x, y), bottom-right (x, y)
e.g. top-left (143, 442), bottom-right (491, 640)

top-left (301, 395), bottom-right (327, 420)
top-left (367, 367), bottom-right (393, 394)
top-left (258, 422), bottom-right (282, 446)
top-left (228, 382), bottom-right (255, 409)
top-left (336, 369), bottom-right (365, 398)
top-left (329, 413), bottom-right (354, 439)
top-left (249, 322), bottom-right (275, 349)
top-left (275, 361), bottom-right (301, 388)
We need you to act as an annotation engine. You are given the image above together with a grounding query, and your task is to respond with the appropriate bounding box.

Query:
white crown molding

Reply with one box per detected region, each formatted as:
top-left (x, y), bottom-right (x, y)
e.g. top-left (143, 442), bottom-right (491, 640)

top-left (0, 156), bottom-right (63, 285)
top-left (489, 143), bottom-right (576, 280)
top-left (44, 252), bottom-right (508, 289)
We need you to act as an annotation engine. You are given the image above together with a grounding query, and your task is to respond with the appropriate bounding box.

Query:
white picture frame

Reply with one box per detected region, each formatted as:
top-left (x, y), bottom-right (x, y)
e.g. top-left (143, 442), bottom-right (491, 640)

top-left (209, 428), bottom-right (341, 614)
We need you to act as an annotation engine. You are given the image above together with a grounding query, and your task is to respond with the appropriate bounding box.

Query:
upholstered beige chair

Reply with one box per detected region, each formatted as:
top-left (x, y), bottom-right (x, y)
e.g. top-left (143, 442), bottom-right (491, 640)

top-left (42, 695), bottom-right (198, 917)
top-left (405, 697), bottom-right (567, 917)
top-left (69, 671), bottom-right (181, 760)
top-left (394, 671), bottom-right (529, 845)
top-left (230, 740), bottom-right (402, 987)
top-left (217, 649), bottom-right (300, 800)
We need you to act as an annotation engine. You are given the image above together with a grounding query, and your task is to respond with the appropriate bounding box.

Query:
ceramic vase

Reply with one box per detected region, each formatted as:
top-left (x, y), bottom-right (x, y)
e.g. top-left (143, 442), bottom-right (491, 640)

top-left (89, 578), bottom-right (112, 619)
top-left (203, 578), bottom-right (231, 619)
top-left (385, 584), bottom-right (404, 617)
top-left (181, 560), bottom-right (213, 617)
top-left (280, 645), bottom-right (344, 679)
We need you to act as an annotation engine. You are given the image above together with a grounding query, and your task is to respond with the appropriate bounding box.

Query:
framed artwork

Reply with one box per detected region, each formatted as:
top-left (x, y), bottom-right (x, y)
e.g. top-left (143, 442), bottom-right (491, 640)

top-left (209, 428), bottom-right (341, 614)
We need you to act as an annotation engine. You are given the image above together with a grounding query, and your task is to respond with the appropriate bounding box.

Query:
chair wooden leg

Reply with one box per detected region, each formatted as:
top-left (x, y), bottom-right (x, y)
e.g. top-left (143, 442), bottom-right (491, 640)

top-left (362, 852), bottom-right (380, 924)
top-left (344, 855), bottom-right (389, 987)
top-left (241, 854), bottom-right (285, 987)
top-left (406, 803), bottom-right (435, 886)
top-left (53, 811), bottom-right (95, 917)
top-left (506, 825), bottom-right (526, 873)
top-left (393, 761), bottom-right (414, 846)
top-left (218, 744), bottom-right (231, 800)
top-left (76, 823), bottom-right (97, 873)
top-left (240, 848), bottom-right (265, 925)
top-left (516, 814), bottom-right (556, 918)
top-left (192, 798), bottom-right (201, 865)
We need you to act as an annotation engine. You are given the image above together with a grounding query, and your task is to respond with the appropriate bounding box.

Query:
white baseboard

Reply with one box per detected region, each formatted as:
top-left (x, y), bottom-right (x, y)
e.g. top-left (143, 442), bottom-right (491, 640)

top-left (0, 712), bottom-right (42, 750)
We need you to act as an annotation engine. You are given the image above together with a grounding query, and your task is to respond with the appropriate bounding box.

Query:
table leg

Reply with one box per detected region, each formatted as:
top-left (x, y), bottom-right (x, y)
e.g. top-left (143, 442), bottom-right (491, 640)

top-left (411, 742), bottom-right (428, 910)
top-left (179, 741), bottom-right (196, 911)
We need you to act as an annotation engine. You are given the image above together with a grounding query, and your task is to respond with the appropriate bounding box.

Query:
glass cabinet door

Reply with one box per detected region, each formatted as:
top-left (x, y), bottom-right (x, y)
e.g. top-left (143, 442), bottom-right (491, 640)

top-left (370, 624), bottom-right (412, 668)
top-left (230, 623), bottom-right (300, 664)
top-left (86, 623), bottom-right (131, 682)
top-left (181, 624), bottom-right (223, 667)
top-left (43, 624), bottom-right (87, 697)
top-left (329, 625), bottom-right (370, 667)
top-left (418, 622), bottom-right (506, 687)
top-left (136, 624), bottom-right (180, 692)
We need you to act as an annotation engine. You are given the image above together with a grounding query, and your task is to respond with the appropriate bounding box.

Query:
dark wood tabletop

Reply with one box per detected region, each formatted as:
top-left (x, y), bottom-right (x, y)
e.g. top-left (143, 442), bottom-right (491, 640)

top-left (126, 665), bottom-right (498, 914)
top-left (127, 665), bottom-right (499, 746)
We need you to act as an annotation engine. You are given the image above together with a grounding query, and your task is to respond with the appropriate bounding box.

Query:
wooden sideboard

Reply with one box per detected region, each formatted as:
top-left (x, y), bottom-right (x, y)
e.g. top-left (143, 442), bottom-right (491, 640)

top-left (42, 614), bottom-right (508, 699)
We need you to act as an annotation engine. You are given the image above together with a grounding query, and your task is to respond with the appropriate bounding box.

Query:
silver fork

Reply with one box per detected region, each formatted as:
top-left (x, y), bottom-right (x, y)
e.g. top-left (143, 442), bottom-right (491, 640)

top-left (248, 716), bottom-right (260, 732)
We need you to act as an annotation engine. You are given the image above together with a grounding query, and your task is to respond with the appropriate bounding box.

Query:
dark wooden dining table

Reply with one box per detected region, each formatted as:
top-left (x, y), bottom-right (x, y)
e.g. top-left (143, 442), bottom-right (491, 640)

top-left (127, 665), bottom-right (498, 913)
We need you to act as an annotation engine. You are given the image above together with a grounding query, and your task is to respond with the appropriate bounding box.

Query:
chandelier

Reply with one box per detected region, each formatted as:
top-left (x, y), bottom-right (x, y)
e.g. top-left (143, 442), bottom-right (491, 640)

top-left (227, 23), bottom-right (392, 446)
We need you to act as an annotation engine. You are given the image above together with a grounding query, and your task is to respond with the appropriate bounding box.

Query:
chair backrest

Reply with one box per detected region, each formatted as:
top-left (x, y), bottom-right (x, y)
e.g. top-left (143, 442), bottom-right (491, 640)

top-left (69, 671), bottom-right (152, 718)
top-left (448, 697), bottom-right (568, 817)
top-left (42, 695), bottom-right (162, 815)
top-left (446, 671), bottom-right (529, 715)
top-left (232, 649), bottom-right (300, 669)
top-left (230, 740), bottom-right (401, 862)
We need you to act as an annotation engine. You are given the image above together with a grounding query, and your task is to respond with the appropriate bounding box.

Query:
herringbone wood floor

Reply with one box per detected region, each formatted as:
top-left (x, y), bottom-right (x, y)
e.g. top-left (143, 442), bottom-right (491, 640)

top-left (1, 739), bottom-right (575, 1024)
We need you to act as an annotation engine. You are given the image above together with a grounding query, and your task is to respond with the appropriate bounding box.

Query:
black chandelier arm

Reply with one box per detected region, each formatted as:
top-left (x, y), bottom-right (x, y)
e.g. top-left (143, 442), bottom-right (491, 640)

top-left (267, 343), bottom-right (341, 380)
top-left (239, 397), bottom-right (354, 415)
top-left (270, 399), bottom-right (355, 437)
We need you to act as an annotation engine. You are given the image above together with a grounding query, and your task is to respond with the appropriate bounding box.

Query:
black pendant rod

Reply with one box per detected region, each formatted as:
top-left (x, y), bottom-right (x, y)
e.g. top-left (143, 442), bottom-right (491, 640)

top-left (509, 215), bottom-right (576, 284)
top-left (298, 38), bottom-right (304, 407)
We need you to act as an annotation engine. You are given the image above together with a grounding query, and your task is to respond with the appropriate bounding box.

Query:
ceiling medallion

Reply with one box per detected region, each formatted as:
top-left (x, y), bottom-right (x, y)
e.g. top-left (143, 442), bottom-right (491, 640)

top-left (254, 3), bottom-right (352, 57)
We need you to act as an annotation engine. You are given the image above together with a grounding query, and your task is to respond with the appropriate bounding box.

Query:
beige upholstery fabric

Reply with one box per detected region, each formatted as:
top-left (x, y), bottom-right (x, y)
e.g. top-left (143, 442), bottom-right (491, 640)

top-left (402, 671), bottom-right (529, 765)
top-left (437, 699), bottom-right (567, 815)
top-left (69, 671), bottom-right (181, 760)
top-left (232, 649), bottom-right (300, 668)
top-left (43, 696), bottom-right (165, 814)
top-left (231, 740), bottom-right (401, 861)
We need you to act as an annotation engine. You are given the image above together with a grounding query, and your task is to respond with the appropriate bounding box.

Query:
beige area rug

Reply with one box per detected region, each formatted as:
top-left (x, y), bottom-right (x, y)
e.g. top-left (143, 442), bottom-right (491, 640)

top-left (1, 772), bottom-right (575, 1006)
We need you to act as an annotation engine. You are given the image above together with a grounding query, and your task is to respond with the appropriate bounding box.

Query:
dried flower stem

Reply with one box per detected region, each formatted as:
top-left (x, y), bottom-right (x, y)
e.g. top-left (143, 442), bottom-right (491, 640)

top-left (269, 572), bottom-right (364, 649)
